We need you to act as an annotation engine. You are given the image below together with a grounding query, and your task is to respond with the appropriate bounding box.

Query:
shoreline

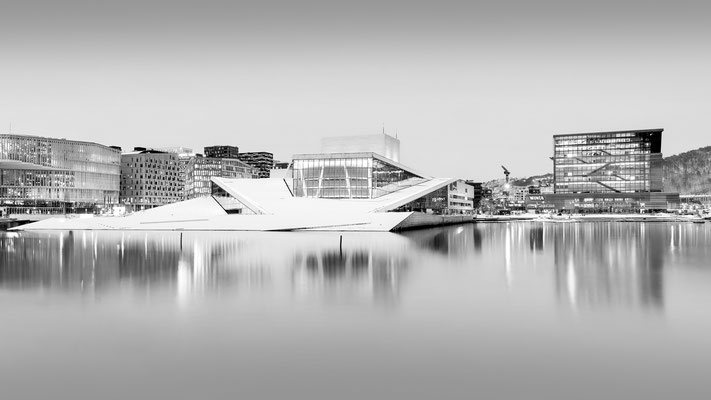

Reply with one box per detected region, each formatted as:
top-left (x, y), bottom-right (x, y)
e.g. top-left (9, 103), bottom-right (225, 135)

top-left (474, 214), bottom-right (708, 223)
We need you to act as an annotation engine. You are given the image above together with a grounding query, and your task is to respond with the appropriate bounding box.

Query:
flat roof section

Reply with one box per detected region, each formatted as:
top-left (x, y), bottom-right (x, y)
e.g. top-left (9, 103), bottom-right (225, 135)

top-left (0, 133), bottom-right (121, 152)
top-left (553, 128), bottom-right (663, 138)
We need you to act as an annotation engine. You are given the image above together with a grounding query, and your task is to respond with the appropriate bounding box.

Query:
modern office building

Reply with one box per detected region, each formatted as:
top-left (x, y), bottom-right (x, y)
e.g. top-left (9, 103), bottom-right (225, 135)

top-left (236, 152), bottom-right (274, 178)
top-left (185, 156), bottom-right (258, 199)
top-left (0, 133), bottom-right (120, 215)
top-left (321, 133), bottom-right (400, 163)
top-left (120, 148), bottom-right (182, 211)
top-left (204, 145), bottom-right (239, 159)
top-left (544, 129), bottom-right (679, 212)
top-left (155, 147), bottom-right (195, 200)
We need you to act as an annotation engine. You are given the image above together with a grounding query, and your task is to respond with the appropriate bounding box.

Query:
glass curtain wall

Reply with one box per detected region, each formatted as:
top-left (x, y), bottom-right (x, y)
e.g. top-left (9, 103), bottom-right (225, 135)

top-left (293, 155), bottom-right (423, 199)
top-left (392, 187), bottom-right (448, 214)
top-left (553, 131), bottom-right (662, 194)
top-left (0, 135), bottom-right (120, 213)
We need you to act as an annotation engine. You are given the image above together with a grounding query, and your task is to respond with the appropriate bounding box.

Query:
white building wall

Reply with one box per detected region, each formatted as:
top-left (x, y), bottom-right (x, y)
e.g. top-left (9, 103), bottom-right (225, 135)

top-left (448, 180), bottom-right (475, 215)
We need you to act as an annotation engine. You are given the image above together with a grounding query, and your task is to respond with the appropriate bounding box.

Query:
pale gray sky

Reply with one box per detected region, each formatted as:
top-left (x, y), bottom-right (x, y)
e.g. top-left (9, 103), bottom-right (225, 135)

top-left (1, 0), bottom-right (709, 180)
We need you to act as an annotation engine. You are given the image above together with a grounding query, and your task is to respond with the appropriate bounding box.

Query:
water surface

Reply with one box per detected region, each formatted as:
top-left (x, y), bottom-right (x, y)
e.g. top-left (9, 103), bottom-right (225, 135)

top-left (2, 223), bottom-right (710, 399)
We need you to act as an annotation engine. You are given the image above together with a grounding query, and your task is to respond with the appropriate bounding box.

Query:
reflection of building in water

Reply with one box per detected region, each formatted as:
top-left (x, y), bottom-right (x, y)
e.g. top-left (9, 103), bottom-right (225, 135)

top-left (176, 235), bottom-right (272, 299)
top-left (401, 225), bottom-right (482, 256)
top-left (0, 231), bottom-right (419, 306)
top-left (529, 226), bottom-right (544, 252)
top-left (0, 232), bottom-right (121, 296)
top-left (291, 249), bottom-right (408, 305)
top-left (554, 224), bottom-right (665, 311)
top-left (0, 232), bottom-right (269, 299)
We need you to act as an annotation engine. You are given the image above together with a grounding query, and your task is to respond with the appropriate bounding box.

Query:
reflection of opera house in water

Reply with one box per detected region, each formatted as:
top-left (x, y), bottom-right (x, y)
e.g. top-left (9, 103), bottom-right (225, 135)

top-left (16, 134), bottom-right (475, 232)
top-left (0, 231), bottom-right (414, 305)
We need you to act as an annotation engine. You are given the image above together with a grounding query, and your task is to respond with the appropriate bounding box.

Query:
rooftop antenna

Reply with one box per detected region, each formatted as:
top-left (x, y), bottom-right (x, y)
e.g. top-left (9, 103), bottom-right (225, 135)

top-left (395, 128), bottom-right (398, 139)
top-left (382, 123), bottom-right (385, 135)
top-left (9, 122), bottom-right (11, 134)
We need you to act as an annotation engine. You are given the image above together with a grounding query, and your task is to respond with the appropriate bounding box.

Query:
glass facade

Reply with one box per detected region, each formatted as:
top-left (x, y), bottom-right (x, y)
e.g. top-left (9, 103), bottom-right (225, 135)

top-left (391, 180), bottom-right (475, 215)
top-left (185, 157), bottom-right (258, 199)
top-left (553, 129), bottom-right (663, 194)
top-left (392, 186), bottom-right (448, 213)
top-left (292, 154), bottom-right (424, 199)
top-left (0, 134), bottom-right (120, 214)
top-left (210, 182), bottom-right (256, 214)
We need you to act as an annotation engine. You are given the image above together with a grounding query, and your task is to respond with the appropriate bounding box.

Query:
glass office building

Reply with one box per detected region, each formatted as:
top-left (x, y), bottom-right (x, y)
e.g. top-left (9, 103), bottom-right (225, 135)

top-left (0, 134), bottom-right (120, 215)
top-left (185, 157), bottom-right (258, 199)
top-left (553, 129), bottom-right (663, 194)
top-left (548, 129), bottom-right (678, 212)
top-left (292, 153), bottom-right (426, 199)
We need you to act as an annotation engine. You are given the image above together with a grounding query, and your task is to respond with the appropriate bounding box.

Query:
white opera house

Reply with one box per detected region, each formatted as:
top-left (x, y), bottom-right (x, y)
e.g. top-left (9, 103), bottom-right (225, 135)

top-left (15, 134), bottom-right (476, 232)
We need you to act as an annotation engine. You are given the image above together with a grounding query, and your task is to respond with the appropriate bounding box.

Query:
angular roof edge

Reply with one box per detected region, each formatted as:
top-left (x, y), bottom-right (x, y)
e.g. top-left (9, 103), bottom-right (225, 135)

top-left (370, 177), bottom-right (458, 213)
top-left (211, 177), bottom-right (272, 215)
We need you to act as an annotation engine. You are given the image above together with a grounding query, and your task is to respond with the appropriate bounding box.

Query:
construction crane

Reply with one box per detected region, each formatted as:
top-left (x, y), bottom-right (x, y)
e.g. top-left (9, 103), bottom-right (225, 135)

top-left (501, 165), bottom-right (510, 183)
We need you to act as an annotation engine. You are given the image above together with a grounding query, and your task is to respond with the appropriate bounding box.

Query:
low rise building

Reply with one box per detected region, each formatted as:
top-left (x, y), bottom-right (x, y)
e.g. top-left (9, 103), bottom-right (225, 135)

top-left (447, 180), bottom-right (476, 215)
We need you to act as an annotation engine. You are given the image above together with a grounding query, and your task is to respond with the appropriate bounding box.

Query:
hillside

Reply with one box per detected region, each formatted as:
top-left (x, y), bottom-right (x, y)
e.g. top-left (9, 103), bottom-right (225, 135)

top-left (663, 146), bottom-right (711, 195)
top-left (482, 173), bottom-right (553, 194)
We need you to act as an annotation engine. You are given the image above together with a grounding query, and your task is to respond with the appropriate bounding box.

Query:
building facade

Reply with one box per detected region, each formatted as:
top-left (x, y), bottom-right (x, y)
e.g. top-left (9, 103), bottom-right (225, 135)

top-left (293, 152), bottom-right (426, 199)
top-left (292, 152), bottom-right (472, 215)
top-left (185, 156), bottom-right (258, 199)
top-left (546, 129), bottom-right (678, 212)
top-left (553, 129), bottom-right (663, 194)
top-left (204, 145), bottom-right (239, 159)
top-left (155, 147), bottom-right (195, 200)
top-left (465, 181), bottom-right (484, 209)
top-left (0, 134), bottom-right (120, 215)
top-left (447, 180), bottom-right (475, 214)
top-left (120, 149), bottom-right (182, 211)
top-left (236, 152), bottom-right (274, 179)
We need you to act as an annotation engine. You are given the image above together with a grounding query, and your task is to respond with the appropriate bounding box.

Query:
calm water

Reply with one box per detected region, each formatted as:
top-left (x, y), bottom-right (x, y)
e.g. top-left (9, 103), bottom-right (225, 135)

top-left (2, 223), bottom-right (711, 399)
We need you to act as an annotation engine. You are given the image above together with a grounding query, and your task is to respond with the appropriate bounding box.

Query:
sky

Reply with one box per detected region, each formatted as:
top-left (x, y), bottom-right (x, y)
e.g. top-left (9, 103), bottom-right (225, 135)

top-left (1, 0), bottom-right (710, 181)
